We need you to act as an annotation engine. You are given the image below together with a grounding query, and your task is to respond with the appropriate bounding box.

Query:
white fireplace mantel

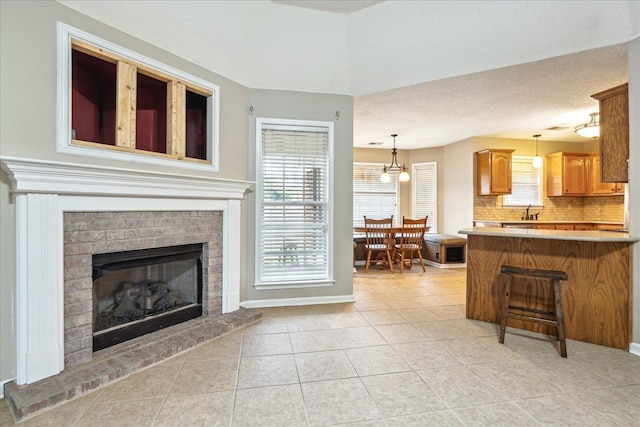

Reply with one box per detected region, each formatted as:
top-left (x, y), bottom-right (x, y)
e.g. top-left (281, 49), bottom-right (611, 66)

top-left (1, 157), bottom-right (253, 385)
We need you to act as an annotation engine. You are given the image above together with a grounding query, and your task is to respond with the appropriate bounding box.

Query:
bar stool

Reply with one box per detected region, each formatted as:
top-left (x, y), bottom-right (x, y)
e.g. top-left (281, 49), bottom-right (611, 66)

top-left (498, 265), bottom-right (569, 357)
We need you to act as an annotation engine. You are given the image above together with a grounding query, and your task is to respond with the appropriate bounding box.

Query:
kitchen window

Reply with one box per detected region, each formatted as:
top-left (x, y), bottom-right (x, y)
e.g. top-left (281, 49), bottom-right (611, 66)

top-left (255, 118), bottom-right (333, 289)
top-left (353, 163), bottom-right (399, 227)
top-left (503, 156), bottom-right (543, 207)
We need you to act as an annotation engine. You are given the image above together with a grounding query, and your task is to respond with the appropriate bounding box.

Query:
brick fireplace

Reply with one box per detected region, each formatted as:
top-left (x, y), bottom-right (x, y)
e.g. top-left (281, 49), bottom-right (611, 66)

top-left (64, 211), bottom-right (223, 366)
top-left (1, 157), bottom-right (252, 386)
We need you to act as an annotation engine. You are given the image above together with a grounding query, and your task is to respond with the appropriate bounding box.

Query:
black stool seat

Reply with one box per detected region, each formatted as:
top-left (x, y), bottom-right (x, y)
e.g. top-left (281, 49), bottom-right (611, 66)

top-left (499, 264), bottom-right (568, 357)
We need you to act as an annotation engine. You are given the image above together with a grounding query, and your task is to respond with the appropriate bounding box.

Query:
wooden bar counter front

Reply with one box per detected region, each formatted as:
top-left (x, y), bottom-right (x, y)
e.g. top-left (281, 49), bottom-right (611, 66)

top-left (459, 227), bottom-right (638, 350)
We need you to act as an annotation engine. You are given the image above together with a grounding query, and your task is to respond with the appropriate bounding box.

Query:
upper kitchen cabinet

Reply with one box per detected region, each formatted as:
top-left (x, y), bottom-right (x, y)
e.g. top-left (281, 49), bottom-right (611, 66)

top-left (546, 152), bottom-right (588, 196)
top-left (591, 83), bottom-right (629, 183)
top-left (475, 149), bottom-right (514, 195)
top-left (587, 153), bottom-right (624, 196)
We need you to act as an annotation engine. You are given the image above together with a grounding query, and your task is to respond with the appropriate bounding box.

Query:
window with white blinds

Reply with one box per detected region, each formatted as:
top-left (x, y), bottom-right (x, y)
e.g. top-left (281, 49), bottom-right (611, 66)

top-left (503, 156), bottom-right (543, 207)
top-left (412, 162), bottom-right (437, 233)
top-left (353, 163), bottom-right (398, 227)
top-left (256, 119), bottom-right (333, 288)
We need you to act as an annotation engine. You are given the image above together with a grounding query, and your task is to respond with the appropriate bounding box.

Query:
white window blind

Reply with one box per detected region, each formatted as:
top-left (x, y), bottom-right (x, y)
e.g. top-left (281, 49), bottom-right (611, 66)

top-left (412, 162), bottom-right (437, 233)
top-left (503, 156), bottom-right (543, 207)
top-left (353, 163), bottom-right (398, 227)
top-left (257, 121), bottom-right (331, 286)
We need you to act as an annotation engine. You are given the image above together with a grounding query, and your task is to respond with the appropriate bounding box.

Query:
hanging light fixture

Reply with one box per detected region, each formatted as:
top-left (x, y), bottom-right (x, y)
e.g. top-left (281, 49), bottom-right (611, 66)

top-left (380, 134), bottom-right (410, 183)
top-left (575, 112), bottom-right (600, 138)
top-left (532, 134), bottom-right (543, 168)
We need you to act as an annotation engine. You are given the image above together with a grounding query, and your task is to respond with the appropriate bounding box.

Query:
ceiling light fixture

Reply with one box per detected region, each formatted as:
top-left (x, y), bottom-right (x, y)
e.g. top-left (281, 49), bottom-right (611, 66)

top-left (575, 112), bottom-right (600, 138)
top-left (532, 134), bottom-right (543, 168)
top-left (380, 134), bottom-right (410, 183)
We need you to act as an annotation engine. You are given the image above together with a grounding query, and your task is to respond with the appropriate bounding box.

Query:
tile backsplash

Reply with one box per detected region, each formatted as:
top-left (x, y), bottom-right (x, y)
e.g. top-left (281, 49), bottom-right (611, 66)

top-left (474, 193), bottom-right (624, 222)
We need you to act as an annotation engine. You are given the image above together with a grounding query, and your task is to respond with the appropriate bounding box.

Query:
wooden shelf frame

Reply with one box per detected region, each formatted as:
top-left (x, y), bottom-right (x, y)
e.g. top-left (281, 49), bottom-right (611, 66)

top-left (57, 22), bottom-right (220, 172)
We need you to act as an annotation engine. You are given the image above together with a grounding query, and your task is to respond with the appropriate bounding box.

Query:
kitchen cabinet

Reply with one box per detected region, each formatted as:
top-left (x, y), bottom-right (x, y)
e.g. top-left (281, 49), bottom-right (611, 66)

top-left (591, 83), bottom-right (628, 183)
top-left (554, 224), bottom-right (575, 230)
top-left (597, 224), bottom-right (625, 231)
top-left (546, 152), bottom-right (588, 196)
top-left (475, 149), bottom-right (514, 195)
top-left (587, 153), bottom-right (624, 196)
top-left (475, 221), bottom-right (622, 230)
top-left (534, 224), bottom-right (557, 230)
top-left (573, 224), bottom-right (596, 231)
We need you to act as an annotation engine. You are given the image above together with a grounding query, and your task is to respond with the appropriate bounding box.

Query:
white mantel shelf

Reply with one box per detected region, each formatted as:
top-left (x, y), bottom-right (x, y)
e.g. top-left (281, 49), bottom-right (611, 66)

top-left (1, 156), bottom-right (253, 385)
top-left (1, 156), bottom-right (253, 199)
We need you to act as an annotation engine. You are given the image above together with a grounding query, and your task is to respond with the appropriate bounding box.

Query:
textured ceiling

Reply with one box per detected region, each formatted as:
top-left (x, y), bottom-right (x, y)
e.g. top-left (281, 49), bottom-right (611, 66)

top-left (355, 44), bottom-right (629, 148)
top-left (57, 0), bottom-right (639, 149)
top-left (270, 1), bottom-right (384, 14)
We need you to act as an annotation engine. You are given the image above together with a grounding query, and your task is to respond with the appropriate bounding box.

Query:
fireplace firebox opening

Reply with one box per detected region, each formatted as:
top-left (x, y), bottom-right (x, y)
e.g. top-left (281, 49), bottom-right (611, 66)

top-left (92, 243), bottom-right (204, 351)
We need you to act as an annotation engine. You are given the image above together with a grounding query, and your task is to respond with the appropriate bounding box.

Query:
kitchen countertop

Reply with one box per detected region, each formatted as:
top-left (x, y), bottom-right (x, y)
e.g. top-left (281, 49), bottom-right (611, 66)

top-left (462, 226), bottom-right (634, 349)
top-left (459, 227), bottom-right (638, 243)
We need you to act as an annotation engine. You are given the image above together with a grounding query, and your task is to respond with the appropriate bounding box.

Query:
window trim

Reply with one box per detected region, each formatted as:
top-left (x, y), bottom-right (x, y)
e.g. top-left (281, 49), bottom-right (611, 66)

top-left (254, 117), bottom-right (334, 290)
top-left (56, 22), bottom-right (220, 172)
top-left (411, 161), bottom-right (438, 233)
top-left (503, 155), bottom-right (543, 207)
top-left (352, 162), bottom-right (400, 227)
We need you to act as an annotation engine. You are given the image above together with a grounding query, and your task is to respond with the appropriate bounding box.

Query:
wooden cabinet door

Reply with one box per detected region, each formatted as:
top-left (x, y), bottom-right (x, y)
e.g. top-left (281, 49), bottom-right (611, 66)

top-left (588, 154), bottom-right (618, 195)
top-left (562, 154), bottom-right (587, 195)
top-left (555, 224), bottom-right (575, 230)
top-left (546, 153), bottom-right (563, 196)
top-left (592, 84), bottom-right (628, 183)
top-left (534, 224), bottom-right (556, 230)
top-left (475, 149), bottom-right (513, 195)
top-left (490, 151), bottom-right (512, 194)
top-left (574, 224), bottom-right (595, 231)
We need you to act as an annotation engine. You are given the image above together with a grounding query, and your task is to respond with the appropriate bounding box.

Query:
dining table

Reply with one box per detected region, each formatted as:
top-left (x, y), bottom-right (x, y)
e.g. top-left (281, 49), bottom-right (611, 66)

top-left (353, 226), bottom-right (430, 269)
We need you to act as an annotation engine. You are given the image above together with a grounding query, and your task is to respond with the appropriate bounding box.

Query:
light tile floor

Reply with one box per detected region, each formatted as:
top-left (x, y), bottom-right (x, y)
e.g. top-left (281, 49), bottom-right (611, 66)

top-left (2, 266), bottom-right (640, 426)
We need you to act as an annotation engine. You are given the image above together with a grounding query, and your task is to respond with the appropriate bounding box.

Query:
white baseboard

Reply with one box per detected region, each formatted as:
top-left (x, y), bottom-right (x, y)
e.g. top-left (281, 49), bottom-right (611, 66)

top-left (629, 342), bottom-right (640, 356)
top-left (424, 260), bottom-right (467, 269)
top-left (241, 294), bottom-right (356, 308)
top-left (0, 377), bottom-right (15, 399)
top-left (356, 260), bottom-right (466, 269)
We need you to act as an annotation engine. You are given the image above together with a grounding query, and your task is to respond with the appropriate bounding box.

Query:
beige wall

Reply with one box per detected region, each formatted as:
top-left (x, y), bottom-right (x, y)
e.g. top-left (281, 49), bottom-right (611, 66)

top-left (353, 146), bottom-right (444, 232)
top-left (0, 0), bottom-right (247, 385)
top-left (244, 89), bottom-right (354, 304)
top-left (0, 1), bottom-right (354, 386)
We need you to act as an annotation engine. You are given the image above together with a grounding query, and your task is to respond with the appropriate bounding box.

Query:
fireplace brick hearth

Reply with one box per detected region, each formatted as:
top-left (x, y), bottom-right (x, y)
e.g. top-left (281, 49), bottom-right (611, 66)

top-left (4, 307), bottom-right (261, 421)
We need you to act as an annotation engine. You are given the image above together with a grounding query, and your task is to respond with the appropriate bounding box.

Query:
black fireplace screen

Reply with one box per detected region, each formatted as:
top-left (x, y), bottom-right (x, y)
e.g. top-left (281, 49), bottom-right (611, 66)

top-left (92, 243), bottom-right (203, 351)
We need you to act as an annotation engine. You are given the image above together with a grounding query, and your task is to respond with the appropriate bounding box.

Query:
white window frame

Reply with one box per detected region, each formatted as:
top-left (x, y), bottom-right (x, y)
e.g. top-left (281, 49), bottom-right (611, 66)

top-left (412, 161), bottom-right (438, 233)
top-left (254, 117), bottom-right (334, 290)
top-left (353, 163), bottom-right (400, 227)
top-left (56, 22), bottom-right (220, 172)
top-left (503, 155), bottom-right (543, 207)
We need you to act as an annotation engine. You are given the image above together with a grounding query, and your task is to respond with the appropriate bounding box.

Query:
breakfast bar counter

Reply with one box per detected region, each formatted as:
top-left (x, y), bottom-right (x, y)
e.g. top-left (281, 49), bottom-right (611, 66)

top-left (459, 227), bottom-right (638, 350)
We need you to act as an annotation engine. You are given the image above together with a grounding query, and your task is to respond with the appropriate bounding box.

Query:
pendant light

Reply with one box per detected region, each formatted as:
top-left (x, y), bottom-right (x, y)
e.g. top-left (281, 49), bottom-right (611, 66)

top-left (380, 134), bottom-right (410, 183)
top-left (532, 134), bottom-right (543, 168)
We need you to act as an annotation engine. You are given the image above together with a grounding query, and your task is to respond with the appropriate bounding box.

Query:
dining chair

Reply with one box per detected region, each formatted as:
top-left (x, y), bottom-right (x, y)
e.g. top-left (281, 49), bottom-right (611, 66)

top-left (395, 216), bottom-right (428, 272)
top-left (364, 216), bottom-right (395, 273)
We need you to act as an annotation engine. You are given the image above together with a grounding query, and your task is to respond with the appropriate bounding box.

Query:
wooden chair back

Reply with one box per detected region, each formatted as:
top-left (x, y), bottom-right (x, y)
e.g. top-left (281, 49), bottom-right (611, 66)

top-left (399, 216), bottom-right (428, 248)
top-left (364, 216), bottom-right (394, 249)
